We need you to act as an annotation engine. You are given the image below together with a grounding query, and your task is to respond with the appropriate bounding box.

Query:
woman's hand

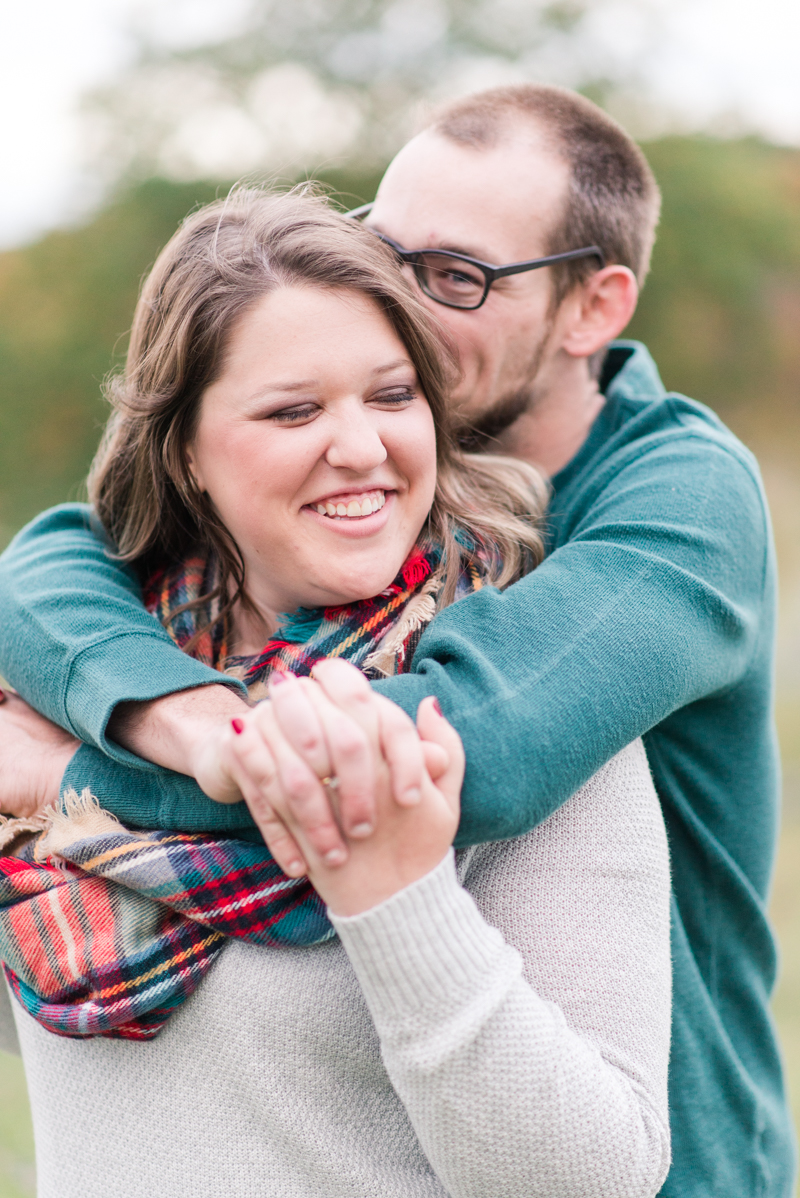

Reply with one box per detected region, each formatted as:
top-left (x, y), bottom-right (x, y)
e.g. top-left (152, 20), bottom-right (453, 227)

top-left (220, 663), bottom-right (464, 915)
top-left (203, 663), bottom-right (436, 876)
top-left (0, 687), bottom-right (80, 818)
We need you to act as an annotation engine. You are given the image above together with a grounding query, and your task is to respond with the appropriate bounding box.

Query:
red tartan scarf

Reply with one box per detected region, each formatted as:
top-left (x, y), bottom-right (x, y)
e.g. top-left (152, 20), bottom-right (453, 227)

top-left (0, 543), bottom-right (486, 1040)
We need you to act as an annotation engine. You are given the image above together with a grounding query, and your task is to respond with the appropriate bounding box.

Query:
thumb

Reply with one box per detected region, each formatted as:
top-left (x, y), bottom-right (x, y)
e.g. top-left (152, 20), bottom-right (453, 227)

top-left (416, 697), bottom-right (465, 810)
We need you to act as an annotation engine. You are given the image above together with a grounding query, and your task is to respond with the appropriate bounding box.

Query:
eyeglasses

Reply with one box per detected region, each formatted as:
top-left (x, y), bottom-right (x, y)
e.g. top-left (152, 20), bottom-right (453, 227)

top-left (347, 202), bottom-right (605, 310)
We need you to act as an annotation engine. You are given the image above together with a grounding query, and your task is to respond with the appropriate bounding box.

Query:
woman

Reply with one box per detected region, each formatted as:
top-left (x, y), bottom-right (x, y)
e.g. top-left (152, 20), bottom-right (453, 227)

top-left (0, 188), bottom-right (671, 1197)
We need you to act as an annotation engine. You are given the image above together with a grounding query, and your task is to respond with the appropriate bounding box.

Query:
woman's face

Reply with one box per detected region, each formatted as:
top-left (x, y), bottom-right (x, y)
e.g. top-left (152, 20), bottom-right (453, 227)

top-left (188, 285), bottom-right (438, 625)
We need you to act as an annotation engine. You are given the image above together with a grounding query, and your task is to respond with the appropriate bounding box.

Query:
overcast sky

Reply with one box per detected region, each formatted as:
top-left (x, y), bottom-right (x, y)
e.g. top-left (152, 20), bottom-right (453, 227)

top-left (1, 0), bottom-right (798, 249)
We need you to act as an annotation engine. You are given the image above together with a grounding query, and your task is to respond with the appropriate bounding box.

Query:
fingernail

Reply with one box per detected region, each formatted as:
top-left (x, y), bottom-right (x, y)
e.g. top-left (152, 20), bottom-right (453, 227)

top-left (285, 860), bottom-right (305, 877)
top-left (404, 786), bottom-right (422, 805)
top-left (231, 718), bottom-right (245, 734)
top-left (270, 671), bottom-right (291, 687)
top-left (432, 698), bottom-right (442, 716)
top-left (350, 822), bottom-right (373, 838)
top-left (324, 848), bottom-right (347, 867)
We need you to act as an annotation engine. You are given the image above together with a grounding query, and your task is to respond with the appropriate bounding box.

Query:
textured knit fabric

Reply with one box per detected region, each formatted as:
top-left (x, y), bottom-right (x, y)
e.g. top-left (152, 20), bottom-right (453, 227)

top-left (5, 741), bottom-right (672, 1198)
top-left (0, 341), bottom-right (793, 1194)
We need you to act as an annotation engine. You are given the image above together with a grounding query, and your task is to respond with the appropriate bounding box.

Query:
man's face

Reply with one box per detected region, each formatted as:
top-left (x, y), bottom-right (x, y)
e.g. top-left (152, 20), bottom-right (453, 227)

top-left (367, 126), bottom-right (571, 436)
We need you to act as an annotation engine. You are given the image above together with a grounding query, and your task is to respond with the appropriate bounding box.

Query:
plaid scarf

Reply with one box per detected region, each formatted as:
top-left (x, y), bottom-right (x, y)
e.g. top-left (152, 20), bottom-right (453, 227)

top-left (0, 543), bottom-right (485, 1039)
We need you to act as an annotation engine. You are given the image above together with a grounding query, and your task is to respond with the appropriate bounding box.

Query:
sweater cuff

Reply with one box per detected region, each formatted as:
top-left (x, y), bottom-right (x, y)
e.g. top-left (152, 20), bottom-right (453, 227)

top-left (64, 632), bottom-right (247, 756)
top-left (330, 850), bottom-right (509, 1018)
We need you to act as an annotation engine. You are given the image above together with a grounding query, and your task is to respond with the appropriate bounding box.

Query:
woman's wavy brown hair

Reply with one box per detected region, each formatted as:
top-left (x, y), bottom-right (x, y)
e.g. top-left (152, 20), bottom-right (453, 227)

top-left (89, 186), bottom-right (547, 637)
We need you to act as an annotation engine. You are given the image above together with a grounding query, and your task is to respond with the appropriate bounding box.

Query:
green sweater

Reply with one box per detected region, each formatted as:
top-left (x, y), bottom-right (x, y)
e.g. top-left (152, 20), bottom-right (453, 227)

top-left (0, 342), bottom-right (793, 1196)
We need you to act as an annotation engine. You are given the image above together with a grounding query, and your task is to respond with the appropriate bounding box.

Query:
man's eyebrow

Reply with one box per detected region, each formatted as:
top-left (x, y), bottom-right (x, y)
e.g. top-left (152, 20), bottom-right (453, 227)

top-left (435, 241), bottom-right (496, 264)
top-left (369, 223), bottom-right (497, 265)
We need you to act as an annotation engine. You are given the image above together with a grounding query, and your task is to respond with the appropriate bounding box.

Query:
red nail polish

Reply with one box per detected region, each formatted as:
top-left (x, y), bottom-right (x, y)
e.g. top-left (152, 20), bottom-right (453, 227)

top-left (231, 718), bottom-right (245, 735)
top-left (0, 689), bottom-right (5, 703)
top-left (432, 698), bottom-right (443, 716)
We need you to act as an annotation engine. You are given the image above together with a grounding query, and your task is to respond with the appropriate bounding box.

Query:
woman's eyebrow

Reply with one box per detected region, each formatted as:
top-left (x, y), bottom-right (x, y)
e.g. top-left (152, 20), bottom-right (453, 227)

top-left (245, 380), bottom-right (319, 403)
top-left (372, 358), bottom-right (414, 376)
top-left (244, 360), bottom-right (414, 405)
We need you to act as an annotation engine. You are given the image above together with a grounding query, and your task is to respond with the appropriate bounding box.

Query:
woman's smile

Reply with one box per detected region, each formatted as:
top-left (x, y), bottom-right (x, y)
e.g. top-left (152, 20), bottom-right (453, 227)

top-left (308, 487), bottom-right (388, 520)
top-left (304, 487), bottom-right (393, 538)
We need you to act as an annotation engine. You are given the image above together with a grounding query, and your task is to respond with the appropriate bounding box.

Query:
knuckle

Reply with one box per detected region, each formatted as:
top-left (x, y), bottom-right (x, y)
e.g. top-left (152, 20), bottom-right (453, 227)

top-left (334, 728), bottom-right (368, 761)
top-left (283, 765), bottom-right (317, 797)
top-left (295, 730), bottom-right (324, 756)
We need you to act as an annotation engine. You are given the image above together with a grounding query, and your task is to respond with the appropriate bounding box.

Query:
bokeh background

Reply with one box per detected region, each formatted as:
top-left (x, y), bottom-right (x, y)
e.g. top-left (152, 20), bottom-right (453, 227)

top-left (1, 1), bottom-right (799, 1192)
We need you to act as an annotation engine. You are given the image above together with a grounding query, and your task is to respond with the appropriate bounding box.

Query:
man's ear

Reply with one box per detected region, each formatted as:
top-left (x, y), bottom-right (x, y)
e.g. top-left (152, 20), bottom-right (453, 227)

top-left (560, 265), bottom-right (639, 360)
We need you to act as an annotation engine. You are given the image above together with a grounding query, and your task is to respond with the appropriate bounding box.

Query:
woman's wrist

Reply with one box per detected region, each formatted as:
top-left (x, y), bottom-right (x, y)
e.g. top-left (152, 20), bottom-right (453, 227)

top-left (315, 842), bottom-right (454, 918)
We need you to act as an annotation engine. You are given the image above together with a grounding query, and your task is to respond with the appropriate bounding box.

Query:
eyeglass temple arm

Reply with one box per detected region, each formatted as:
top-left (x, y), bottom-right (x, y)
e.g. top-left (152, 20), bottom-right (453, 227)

top-left (494, 246), bottom-right (605, 278)
top-left (345, 202), bottom-right (375, 219)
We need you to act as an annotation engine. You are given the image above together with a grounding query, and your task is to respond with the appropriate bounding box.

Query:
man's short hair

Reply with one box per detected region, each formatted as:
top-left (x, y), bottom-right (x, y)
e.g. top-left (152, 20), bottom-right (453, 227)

top-left (428, 84), bottom-right (661, 305)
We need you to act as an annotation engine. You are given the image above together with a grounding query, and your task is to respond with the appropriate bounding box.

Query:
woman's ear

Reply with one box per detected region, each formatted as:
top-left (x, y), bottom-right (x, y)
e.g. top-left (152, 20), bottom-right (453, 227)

top-left (560, 265), bottom-right (639, 360)
top-left (184, 443), bottom-right (205, 493)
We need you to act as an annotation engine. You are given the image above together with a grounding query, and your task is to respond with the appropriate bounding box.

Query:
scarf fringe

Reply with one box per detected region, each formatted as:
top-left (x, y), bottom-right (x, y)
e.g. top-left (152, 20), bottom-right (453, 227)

top-left (35, 789), bottom-right (125, 863)
top-left (362, 577), bottom-right (441, 676)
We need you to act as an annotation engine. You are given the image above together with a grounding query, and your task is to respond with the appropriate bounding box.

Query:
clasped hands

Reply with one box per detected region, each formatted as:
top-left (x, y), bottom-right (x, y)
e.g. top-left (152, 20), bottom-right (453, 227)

top-left (0, 665), bottom-right (464, 916)
top-left (192, 661), bottom-right (464, 916)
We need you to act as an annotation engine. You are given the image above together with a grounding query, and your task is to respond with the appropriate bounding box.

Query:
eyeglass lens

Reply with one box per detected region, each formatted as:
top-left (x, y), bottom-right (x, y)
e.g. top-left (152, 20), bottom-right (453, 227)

top-left (413, 252), bottom-right (486, 308)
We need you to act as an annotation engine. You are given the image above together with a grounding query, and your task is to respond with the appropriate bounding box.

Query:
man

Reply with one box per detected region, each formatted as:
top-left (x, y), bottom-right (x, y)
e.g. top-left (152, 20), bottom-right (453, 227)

top-left (0, 85), bottom-right (793, 1194)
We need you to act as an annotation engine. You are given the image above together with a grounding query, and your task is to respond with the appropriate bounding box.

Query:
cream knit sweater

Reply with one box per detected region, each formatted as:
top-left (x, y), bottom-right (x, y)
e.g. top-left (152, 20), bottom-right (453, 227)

top-left (2, 738), bottom-right (671, 1198)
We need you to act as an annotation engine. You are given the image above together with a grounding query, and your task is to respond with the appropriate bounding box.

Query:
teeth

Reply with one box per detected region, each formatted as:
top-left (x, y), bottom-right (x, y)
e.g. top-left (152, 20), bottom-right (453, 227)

top-left (313, 490), bottom-right (386, 519)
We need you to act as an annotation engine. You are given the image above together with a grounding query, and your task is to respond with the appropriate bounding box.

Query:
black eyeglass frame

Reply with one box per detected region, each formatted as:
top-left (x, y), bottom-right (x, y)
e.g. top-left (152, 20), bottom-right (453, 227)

top-left (347, 202), bottom-right (605, 310)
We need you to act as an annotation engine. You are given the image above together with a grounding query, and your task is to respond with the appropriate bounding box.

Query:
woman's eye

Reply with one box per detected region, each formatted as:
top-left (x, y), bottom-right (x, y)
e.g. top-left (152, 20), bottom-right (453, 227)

top-left (270, 404), bottom-right (318, 423)
top-left (371, 388), bottom-right (416, 406)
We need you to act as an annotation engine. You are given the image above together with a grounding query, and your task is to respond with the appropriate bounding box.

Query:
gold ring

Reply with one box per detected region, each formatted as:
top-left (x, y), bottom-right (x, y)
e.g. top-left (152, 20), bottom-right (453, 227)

top-left (320, 775), bottom-right (340, 790)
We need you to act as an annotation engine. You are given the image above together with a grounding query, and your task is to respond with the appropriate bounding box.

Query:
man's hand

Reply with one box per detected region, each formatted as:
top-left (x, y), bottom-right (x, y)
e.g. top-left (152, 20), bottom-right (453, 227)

top-left (0, 688), bottom-right (80, 818)
top-left (107, 684), bottom-right (250, 802)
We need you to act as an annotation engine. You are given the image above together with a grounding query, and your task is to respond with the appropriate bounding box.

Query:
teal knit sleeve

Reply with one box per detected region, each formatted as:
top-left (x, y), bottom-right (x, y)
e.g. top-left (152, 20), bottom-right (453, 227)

top-left (375, 419), bottom-right (772, 846)
top-left (0, 504), bottom-right (247, 753)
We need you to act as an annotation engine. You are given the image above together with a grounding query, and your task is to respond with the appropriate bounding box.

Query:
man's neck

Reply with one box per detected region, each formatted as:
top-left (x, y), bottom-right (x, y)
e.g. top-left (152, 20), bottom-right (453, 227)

top-left (493, 372), bottom-right (605, 478)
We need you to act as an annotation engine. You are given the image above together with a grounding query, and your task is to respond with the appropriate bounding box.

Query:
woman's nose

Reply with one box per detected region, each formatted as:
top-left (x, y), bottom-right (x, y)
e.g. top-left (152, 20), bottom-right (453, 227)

top-left (324, 406), bottom-right (388, 474)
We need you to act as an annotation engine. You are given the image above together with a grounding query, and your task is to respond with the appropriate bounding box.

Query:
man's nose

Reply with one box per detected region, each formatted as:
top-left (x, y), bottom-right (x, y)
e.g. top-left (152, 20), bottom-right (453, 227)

top-left (324, 405), bottom-right (388, 474)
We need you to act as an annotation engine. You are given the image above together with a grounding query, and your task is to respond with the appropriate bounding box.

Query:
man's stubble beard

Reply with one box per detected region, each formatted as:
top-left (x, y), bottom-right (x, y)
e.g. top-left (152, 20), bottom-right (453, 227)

top-left (453, 313), bottom-right (555, 453)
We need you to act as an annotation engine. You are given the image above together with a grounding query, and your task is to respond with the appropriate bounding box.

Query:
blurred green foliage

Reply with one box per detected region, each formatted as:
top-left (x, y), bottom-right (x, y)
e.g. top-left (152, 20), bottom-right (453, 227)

top-left (628, 137), bottom-right (800, 441)
top-left (1, 136), bottom-right (799, 543)
top-left (0, 1053), bottom-right (34, 1197)
top-left (0, 169), bottom-right (384, 542)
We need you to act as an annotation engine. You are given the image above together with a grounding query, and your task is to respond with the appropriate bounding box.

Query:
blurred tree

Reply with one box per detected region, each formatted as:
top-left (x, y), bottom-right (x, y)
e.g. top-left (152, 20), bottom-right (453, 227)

top-left (1, 137), bottom-right (798, 543)
top-left (0, 168), bottom-right (381, 541)
top-left (628, 136), bottom-right (800, 442)
top-left (83, 0), bottom-right (664, 188)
